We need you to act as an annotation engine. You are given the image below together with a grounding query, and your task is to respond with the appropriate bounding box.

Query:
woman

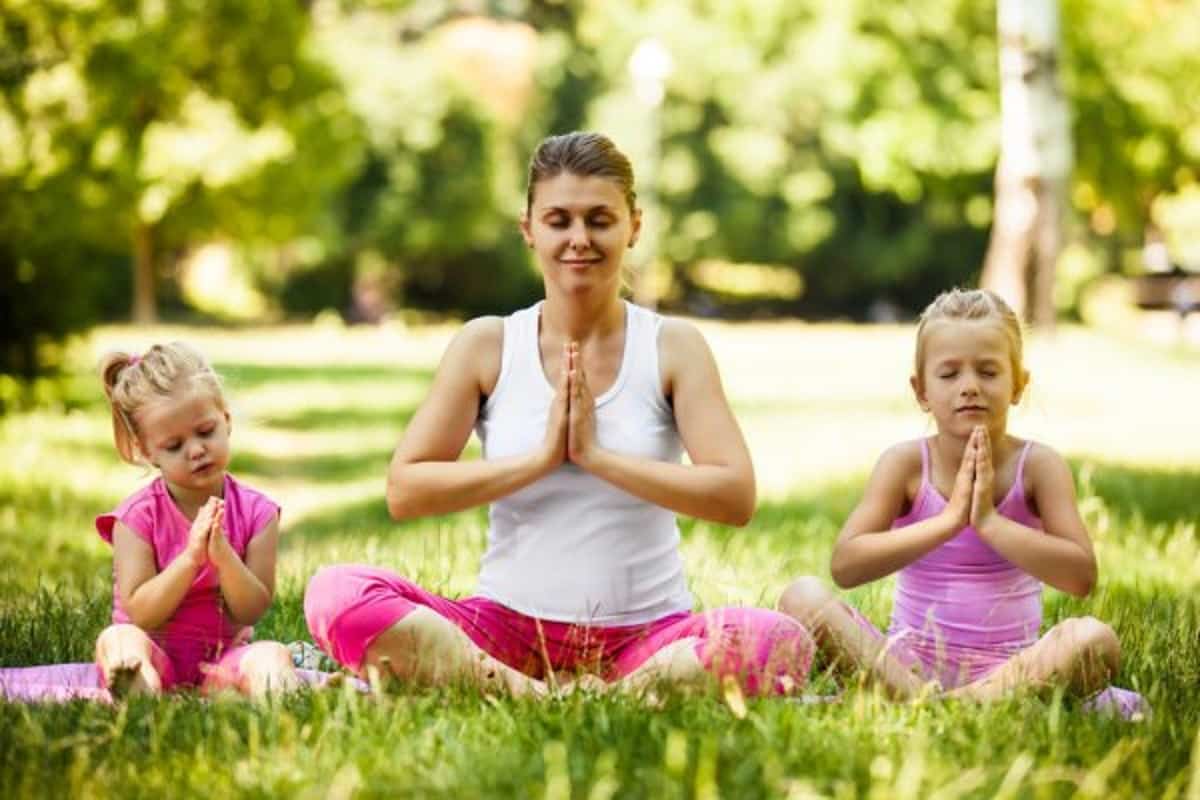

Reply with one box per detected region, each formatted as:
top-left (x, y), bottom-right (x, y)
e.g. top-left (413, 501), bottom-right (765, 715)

top-left (304, 132), bottom-right (814, 697)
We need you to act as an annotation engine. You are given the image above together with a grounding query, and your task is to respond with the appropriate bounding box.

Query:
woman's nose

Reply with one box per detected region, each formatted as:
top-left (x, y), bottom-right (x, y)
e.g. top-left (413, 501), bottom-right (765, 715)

top-left (567, 221), bottom-right (590, 249)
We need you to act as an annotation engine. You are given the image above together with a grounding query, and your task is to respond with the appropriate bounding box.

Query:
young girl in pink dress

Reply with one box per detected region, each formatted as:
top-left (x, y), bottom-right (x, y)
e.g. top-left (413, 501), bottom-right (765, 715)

top-left (0, 342), bottom-right (303, 701)
top-left (778, 289), bottom-right (1143, 715)
top-left (88, 342), bottom-right (303, 697)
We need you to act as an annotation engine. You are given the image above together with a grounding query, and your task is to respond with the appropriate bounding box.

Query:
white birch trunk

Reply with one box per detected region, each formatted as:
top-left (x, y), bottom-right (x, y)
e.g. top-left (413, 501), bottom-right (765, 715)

top-left (981, 0), bottom-right (1072, 327)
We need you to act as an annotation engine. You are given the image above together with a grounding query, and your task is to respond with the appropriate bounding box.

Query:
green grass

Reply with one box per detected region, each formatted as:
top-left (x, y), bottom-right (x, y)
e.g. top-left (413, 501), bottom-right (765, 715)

top-left (1, 321), bottom-right (1199, 798)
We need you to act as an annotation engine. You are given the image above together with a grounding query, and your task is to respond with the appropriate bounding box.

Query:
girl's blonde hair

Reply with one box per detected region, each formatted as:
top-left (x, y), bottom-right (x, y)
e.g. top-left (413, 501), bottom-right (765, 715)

top-left (914, 288), bottom-right (1026, 386)
top-left (99, 342), bottom-right (226, 465)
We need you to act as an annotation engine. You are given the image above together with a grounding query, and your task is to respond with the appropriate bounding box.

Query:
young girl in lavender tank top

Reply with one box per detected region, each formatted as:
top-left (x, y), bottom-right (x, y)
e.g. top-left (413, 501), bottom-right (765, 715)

top-left (778, 289), bottom-right (1144, 715)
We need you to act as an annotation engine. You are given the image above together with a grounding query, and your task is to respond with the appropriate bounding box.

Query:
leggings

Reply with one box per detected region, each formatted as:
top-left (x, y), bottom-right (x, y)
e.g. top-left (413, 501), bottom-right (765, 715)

top-left (304, 565), bottom-right (814, 696)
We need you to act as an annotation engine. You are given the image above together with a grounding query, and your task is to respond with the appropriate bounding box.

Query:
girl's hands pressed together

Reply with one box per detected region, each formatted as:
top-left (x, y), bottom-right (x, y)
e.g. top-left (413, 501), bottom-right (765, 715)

top-left (184, 497), bottom-right (220, 569)
top-left (943, 427), bottom-right (978, 531)
top-left (566, 342), bottom-right (599, 468)
top-left (207, 500), bottom-right (237, 571)
top-left (970, 425), bottom-right (997, 532)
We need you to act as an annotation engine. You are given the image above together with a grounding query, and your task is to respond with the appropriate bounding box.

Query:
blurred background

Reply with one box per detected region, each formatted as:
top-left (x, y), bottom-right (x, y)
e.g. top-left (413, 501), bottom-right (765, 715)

top-left (2, 0), bottom-right (1199, 385)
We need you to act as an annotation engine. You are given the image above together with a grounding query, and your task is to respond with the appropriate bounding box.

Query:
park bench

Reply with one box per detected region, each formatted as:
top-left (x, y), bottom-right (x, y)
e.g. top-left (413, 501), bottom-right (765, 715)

top-left (1132, 265), bottom-right (1200, 319)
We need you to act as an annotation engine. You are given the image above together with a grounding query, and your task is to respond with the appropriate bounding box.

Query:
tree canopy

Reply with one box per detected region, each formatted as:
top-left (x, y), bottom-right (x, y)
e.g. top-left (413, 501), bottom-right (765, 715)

top-left (2, 0), bottom-right (1197, 375)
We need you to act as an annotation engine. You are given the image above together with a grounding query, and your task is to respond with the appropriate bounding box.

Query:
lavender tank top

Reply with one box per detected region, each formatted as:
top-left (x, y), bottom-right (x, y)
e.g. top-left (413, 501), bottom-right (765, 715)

top-left (888, 439), bottom-right (1043, 660)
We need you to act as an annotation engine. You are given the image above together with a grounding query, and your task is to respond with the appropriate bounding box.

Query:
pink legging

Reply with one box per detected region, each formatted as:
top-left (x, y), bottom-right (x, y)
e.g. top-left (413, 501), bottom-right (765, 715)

top-left (304, 565), bottom-right (814, 696)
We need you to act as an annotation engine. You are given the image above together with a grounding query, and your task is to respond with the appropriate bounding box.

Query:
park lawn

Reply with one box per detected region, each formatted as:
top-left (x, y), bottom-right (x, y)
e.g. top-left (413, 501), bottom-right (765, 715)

top-left (1, 320), bottom-right (1198, 799)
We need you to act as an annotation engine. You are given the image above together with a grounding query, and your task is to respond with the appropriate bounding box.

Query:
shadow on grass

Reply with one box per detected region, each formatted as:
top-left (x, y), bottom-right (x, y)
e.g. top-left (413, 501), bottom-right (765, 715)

top-left (0, 584), bottom-right (111, 666)
top-left (738, 459), bottom-right (1196, 548)
top-left (1071, 459), bottom-right (1200, 528)
top-left (230, 447), bottom-right (394, 484)
top-left (217, 362), bottom-right (434, 390)
top-left (259, 406), bottom-right (415, 431)
top-left (0, 482), bottom-right (118, 596)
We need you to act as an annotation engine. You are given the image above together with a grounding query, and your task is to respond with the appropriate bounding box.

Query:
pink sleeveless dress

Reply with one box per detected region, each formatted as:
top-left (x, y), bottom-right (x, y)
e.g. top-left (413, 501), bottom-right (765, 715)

top-left (858, 439), bottom-right (1149, 719)
top-left (886, 438), bottom-right (1042, 688)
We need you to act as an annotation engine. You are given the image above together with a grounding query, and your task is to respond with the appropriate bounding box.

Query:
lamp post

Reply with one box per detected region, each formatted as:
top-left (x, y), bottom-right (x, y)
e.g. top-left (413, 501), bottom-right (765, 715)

top-left (627, 38), bottom-right (673, 309)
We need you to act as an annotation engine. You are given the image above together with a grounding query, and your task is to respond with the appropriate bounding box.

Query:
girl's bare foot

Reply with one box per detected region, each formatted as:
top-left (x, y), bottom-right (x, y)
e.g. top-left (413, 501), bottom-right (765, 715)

top-left (105, 658), bottom-right (161, 698)
top-left (246, 666), bottom-right (304, 699)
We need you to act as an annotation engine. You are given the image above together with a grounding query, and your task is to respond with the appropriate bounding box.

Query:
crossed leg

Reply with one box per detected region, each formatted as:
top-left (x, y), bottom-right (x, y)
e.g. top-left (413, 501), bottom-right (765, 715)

top-left (201, 641), bottom-right (304, 699)
top-left (609, 607), bottom-right (815, 699)
top-left (947, 616), bottom-right (1120, 701)
top-left (778, 576), bottom-right (930, 699)
top-left (780, 576), bottom-right (1122, 702)
top-left (361, 607), bottom-right (546, 697)
top-left (95, 624), bottom-right (168, 697)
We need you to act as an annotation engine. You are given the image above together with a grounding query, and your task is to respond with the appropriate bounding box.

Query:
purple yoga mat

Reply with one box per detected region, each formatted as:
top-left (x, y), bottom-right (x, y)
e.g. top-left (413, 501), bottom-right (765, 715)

top-left (0, 663), bottom-right (365, 702)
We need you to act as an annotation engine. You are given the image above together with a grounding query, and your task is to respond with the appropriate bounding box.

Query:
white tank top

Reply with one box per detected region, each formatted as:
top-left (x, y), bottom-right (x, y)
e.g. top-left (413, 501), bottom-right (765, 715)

top-left (474, 300), bottom-right (694, 624)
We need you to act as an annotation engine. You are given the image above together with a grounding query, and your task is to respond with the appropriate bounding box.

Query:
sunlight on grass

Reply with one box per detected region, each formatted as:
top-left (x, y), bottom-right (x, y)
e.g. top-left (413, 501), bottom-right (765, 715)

top-left (2, 321), bottom-right (1198, 798)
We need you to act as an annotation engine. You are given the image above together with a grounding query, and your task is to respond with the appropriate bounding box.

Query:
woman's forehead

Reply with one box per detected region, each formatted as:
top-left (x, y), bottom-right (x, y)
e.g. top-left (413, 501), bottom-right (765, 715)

top-left (530, 172), bottom-right (626, 211)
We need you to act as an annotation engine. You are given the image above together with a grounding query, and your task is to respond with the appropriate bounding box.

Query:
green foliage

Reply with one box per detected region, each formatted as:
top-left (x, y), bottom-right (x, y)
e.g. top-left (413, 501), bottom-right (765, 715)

top-left (4, 0), bottom-right (1200, 372)
top-left (0, 0), bottom-right (357, 374)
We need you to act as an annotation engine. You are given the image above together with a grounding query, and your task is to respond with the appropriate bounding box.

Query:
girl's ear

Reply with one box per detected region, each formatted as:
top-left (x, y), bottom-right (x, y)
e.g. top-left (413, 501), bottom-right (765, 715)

top-left (910, 374), bottom-right (929, 412)
top-left (1012, 368), bottom-right (1031, 404)
top-left (627, 207), bottom-right (643, 249)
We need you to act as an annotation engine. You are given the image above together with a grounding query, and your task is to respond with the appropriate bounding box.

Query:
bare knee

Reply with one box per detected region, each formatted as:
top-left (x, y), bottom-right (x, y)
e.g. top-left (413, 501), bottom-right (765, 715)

top-left (95, 623), bottom-right (152, 658)
top-left (778, 576), bottom-right (835, 625)
top-left (363, 607), bottom-right (471, 684)
top-left (241, 642), bottom-right (294, 673)
top-left (1067, 616), bottom-right (1121, 672)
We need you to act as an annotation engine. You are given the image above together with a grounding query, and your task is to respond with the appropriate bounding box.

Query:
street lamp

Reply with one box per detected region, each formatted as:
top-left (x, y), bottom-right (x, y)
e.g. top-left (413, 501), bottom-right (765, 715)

top-left (627, 38), bottom-right (673, 308)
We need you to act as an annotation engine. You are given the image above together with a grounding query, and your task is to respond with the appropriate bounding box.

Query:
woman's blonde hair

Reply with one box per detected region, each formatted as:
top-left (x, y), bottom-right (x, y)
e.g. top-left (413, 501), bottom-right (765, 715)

top-left (526, 131), bottom-right (637, 214)
top-left (99, 342), bottom-right (226, 465)
top-left (914, 288), bottom-right (1026, 387)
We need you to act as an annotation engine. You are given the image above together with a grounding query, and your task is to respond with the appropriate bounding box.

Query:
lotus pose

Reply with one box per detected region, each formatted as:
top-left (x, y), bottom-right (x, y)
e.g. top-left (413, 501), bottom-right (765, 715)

top-left (779, 289), bottom-right (1142, 716)
top-left (304, 132), bottom-right (814, 697)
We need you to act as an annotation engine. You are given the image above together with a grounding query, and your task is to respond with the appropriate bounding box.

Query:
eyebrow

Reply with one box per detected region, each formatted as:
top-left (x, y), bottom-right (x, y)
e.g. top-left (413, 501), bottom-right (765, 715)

top-left (934, 356), bottom-right (1004, 367)
top-left (539, 204), bottom-right (617, 215)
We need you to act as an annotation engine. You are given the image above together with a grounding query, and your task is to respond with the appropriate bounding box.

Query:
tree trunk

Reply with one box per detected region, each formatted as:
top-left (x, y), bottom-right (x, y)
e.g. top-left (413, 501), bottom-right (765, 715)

top-left (132, 221), bottom-right (156, 324)
top-left (981, 0), bottom-right (1072, 328)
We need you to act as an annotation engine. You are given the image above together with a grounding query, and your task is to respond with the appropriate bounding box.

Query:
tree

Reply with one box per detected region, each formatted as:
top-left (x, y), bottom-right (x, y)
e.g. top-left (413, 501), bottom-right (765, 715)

top-left (1, 0), bottom-right (356, 325)
top-left (980, 0), bottom-right (1072, 326)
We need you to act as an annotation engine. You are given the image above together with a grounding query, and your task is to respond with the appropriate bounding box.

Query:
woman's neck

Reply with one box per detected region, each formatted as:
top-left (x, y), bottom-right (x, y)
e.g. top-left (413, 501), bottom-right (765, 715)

top-left (540, 290), bottom-right (624, 342)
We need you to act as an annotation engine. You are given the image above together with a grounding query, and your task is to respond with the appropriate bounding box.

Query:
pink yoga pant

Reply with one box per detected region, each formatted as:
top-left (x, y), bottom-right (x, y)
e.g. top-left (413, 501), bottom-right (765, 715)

top-left (96, 624), bottom-right (256, 691)
top-left (304, 565), bottom-right (815, 696)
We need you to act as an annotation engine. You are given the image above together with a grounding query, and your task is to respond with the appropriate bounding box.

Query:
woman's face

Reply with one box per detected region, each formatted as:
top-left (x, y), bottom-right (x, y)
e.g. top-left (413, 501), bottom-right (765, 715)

top-left (521, 172), bottom-right (641, 298)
